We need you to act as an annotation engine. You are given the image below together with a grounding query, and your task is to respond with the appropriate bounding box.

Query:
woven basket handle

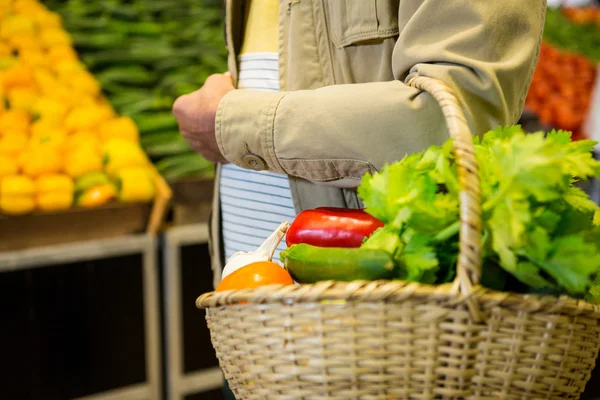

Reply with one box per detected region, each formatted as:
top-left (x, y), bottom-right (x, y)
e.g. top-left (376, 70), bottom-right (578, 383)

top-left (407, 77), bottom-right (483, 321)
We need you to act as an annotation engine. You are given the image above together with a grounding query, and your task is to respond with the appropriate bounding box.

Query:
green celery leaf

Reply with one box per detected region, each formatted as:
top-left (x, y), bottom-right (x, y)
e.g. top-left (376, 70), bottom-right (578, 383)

top-left (512, 262), bottom-right (556, 289)
top-left (555, 207), bottom-right (596, 237)
top-left (563, 186), bottom-right (599, 214)
top-left (395, 229), bottom-right (439, 284)
top-left (435, 240), bottom-right (458, 283)
top-left (545, 129), bottom-right (573, 145)
top-left (358, 154), bottom-right (422, 224)
top-left (489, 193), bottom-right (531, 269)
top-left (535, 236), bottom-right (600, 296)
top-left (533, 207), bottom-right (562, 233)
top-left (362, 227), bottom-right (403, 256)
top-left (585, 284), bottom-right (600, 304)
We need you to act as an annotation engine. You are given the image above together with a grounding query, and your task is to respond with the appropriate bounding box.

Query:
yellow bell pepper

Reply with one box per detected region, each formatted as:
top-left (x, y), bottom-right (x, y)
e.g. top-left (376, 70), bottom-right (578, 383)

top-left (0, 42), bottom-right (10, 57)
top-left (8, 34), bottom-right (40, 52)
top-left (65, 106), bottom-right (112, 132)
top-left (47, 45), bottom-right (77, 64)
top-left (0, 6), bottom-right (10, 21)
top-left (2, 63), bottom-right (34, 89)
top-left (74, 171), bottom-right (110, 195)
top-left (14, 0), bottom-right (45, 14)
top-left (7, 86), bottom-right (38, 112)
top-left (0, 109), bottom-right (30, 133)
top-left (0, 174), bottom-right (35, 215)
top-left (0, 56), bottom-right (19, 71)
top-left (116, 166), bottom-right (156, 203)
top-left (53, 59), bottom-right (85, 77)
top-left (0, 154), bottom-right (17, 178)
top-left (39, 29), bottom-right (73, 48)
top-left (33, 10), bottom-right (62, 30)
top-left (20, 147), bottom-right (61, 177)
top-left (0, 15), bottom-right (36, 39)
top-left (64, 145), bottom-right (102, 179)
top-left (33, 67), bottom-right (58, 94)
top-left (102, 138), bottom-right (149, 177)
top-left (68, 71), bottom-right (100, 96)
top-left (99, 117), bottom-right (139, 143)
top-left (76, 183), bottom-right (116, 208)
top-left (63, 130), bottom-right (100, 153)
top-left (0, 132), bottom-right (28, 158)
top-left (19, 49), bottom-right (47, 69)
top-left (31, 96), bottom-right (69, 123)
top-left (35, 173), bottom-right (74, 211)
top-left (29, 126), bottom-right (66, 148)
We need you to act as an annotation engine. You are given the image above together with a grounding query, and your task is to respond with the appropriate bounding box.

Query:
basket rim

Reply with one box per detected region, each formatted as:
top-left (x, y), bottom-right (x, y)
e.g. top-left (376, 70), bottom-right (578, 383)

top-left (196, 280), bottom-right (600, 318)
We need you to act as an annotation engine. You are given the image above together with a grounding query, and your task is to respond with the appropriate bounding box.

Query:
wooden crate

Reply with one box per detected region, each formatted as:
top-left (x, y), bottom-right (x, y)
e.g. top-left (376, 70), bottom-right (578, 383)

top-left (0, 169), bottom-right (172, 252)
top-left (169, 177), bottom-right (215, 226)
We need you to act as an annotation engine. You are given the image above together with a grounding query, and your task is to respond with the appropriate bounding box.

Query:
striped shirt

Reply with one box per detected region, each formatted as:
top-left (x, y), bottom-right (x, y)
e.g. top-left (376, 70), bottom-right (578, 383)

top-left (219, 53), bottom-right (296, 263)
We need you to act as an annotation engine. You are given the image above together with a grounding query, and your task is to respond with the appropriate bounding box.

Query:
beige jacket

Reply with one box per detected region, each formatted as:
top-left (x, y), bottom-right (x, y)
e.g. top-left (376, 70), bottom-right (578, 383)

top-left (209, 0), bottom-right (546, 286)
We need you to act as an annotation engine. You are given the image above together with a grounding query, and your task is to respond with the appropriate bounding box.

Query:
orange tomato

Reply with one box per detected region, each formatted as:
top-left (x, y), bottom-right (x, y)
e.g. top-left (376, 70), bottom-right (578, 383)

top-left (216, 261), bottom-right (295, 292)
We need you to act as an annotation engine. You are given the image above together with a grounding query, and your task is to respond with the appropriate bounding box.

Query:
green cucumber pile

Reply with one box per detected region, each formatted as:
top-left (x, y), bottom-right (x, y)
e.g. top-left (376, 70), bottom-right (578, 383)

top-left (544, 8), bottom-right (600, 63)
top-left (45, 0), bottom-right (226, 181)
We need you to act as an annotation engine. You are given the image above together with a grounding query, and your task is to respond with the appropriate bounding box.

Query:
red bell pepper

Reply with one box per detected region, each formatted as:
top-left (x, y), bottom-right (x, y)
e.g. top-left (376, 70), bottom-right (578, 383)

top-left (286, 207), bottom-right (384, 248)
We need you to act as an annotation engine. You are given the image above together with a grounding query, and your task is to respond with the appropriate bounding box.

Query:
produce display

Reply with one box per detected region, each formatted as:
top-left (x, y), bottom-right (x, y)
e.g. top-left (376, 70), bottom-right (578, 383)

top-left (525, 42), bottom-right (596, 139)
top-left (218, 126), bottom-right (600, 304)
top-left (525, 7), bottom-right (599, 139)
top-left (562, 6), bottom-right (600, 28)
top-left (45, 0), bottom-right (226, 181)
top-left (548, 6), bottom-right (600, 62)
top-left (0, 0), bottom-right (157, 215)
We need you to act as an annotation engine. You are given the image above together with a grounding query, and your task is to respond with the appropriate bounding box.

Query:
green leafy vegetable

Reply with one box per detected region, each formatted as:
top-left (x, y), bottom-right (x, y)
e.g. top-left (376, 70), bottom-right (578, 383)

top-left (359, 127), bottom-right (600, 301)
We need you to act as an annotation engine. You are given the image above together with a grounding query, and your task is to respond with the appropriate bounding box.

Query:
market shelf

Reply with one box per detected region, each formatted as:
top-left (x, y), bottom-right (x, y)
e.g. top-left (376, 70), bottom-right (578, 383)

top-left (162, 224), bottom-right (224, 400)
top-left (0, 234), bottom-right (161, 400)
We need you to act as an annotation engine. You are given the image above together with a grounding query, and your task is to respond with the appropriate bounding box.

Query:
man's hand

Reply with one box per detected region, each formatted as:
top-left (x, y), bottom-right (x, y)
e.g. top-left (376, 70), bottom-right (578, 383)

top-left (172, 73), bottom-right (235, 163)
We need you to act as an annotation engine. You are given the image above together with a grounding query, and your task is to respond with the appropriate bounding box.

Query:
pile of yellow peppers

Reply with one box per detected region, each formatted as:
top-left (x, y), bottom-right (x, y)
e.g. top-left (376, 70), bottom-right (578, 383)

top-left (0, 0), bottom-right (157, 216)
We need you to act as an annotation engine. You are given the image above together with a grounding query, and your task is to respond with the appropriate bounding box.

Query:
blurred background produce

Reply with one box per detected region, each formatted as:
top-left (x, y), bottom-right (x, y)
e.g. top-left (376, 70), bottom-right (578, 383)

top-left (44, 0), bottom-right (227, 182)
top-left (0, 0), bottom-right (158, 216)
top-left (524, 7), bottom-right (599, 139)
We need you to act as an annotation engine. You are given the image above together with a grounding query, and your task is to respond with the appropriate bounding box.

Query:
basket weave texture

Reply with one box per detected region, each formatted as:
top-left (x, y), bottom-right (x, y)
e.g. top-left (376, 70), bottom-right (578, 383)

top-left (197, 77), bottom-right (600, 400)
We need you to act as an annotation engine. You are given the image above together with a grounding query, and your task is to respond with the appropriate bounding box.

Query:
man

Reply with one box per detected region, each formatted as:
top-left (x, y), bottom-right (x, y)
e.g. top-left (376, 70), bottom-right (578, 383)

top-left (173, 3), bottom-right (545, 397)
top-left (174, 0), bottom-right (545, 296)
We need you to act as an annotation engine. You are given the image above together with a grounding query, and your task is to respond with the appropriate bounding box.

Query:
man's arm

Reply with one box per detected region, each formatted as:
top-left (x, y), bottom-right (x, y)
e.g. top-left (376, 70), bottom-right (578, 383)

top-left (214, 0), bottom-right (546, 187)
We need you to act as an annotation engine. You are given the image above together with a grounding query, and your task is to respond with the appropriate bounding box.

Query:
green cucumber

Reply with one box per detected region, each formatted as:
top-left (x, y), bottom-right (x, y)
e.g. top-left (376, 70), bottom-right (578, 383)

top-left (131, 112), bottom-right (178, 133)
top-left (155, 153), bottom-right (214, 180)
top-left (281, 244), bottom-right (395, 283)
top-left (118, 96), bottom-right (174, 116)
top-left (105, 20), bottom-right (163, 36)
top-left (97, 65), bottom-right (155, 86)
top-left (141, 132), bottom-right (191, 157)
top-left (108, 90), bottom-right (154, 108)
top-left (161, 161), bottom-right (215, 181)
top-left (155, 153), bottom-right (212, 174)
top-left (72, 32), bottom-right (127, 49)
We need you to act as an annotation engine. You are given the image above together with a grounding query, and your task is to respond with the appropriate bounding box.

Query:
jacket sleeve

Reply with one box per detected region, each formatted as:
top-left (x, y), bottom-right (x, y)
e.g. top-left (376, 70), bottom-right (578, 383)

top-left (215, 0), bottom-right (546, 188)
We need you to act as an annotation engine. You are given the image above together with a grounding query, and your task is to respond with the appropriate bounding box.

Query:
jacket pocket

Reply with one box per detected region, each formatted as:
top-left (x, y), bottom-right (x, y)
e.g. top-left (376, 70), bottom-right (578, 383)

top-left (324, 0), bottom-right (399, 48)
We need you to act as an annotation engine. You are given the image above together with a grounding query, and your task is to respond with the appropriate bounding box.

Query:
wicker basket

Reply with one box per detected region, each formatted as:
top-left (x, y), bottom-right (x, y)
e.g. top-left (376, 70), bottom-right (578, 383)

top-left (196, 76), bottom-right (600, 400)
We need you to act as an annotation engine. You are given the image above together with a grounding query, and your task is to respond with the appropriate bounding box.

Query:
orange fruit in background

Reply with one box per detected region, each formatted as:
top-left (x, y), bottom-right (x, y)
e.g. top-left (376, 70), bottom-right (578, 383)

top-left (216, 261), bottom-right (295, 292)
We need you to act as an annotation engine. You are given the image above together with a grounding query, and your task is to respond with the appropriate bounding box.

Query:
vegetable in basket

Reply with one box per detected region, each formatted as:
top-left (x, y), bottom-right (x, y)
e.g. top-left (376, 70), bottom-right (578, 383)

top-left (357, 126), bottom-right (600, 300)
top-left (281, 244), bottom-right (394, 283)
top-left (282, 126), bottom-right (600, 301)
top-left (216, 261), bottom-right (294, 292)
top-left (285, 207), bottom-right (383, 248)
top-left (219, 222), bottom-right (293, 291)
